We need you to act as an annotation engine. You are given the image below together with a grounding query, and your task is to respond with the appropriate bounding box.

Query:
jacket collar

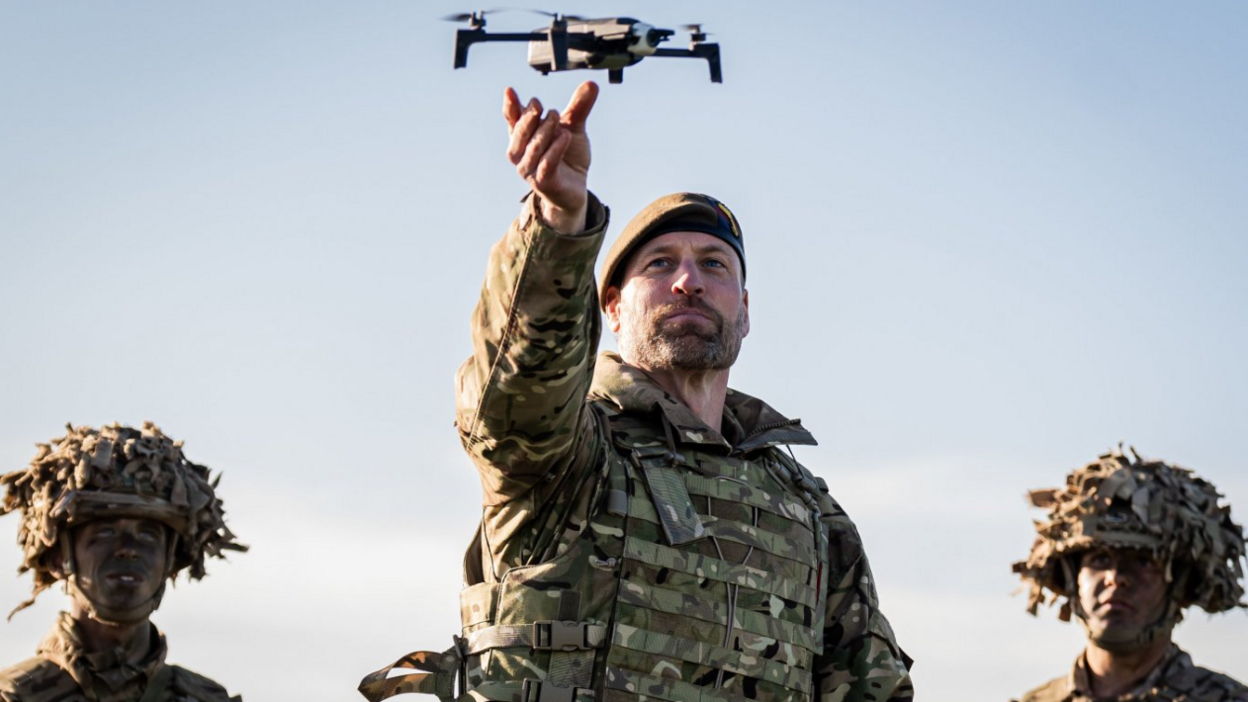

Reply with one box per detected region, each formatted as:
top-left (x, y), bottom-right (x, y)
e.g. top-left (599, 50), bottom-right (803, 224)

top-left (589, 351), bottom-right (817, 453)
top-left (38, 611), bottom-right (168, 699)
top-left (1068, 645), bottom-right (1186, 701)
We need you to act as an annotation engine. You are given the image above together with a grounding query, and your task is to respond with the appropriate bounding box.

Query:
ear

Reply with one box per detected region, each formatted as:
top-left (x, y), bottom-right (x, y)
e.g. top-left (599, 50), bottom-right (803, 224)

top-left (45, 550), bottom-right (66, 580)
top-left (603, 286), bottom-right (623, 334)
top-left (741, 288), bottom-right (750, 338)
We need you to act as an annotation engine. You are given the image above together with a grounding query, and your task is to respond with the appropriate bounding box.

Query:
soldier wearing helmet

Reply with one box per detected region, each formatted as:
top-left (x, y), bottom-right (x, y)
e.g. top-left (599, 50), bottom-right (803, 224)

top-left (0, 422), bottom-right (246, 702)
top-left (1013, 447), bottom-right (1247, 702)
top-left (359, 82), bottom-right (912, 702)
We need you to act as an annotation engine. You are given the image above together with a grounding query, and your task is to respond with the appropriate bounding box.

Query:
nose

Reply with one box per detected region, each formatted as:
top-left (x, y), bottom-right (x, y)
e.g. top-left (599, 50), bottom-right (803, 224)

top-left (115, 532), bottom-right (141, 558)
top-left (1103, 564), bottom-right (1132, 589)
top-left (671, 259), bottom-right (704, 297)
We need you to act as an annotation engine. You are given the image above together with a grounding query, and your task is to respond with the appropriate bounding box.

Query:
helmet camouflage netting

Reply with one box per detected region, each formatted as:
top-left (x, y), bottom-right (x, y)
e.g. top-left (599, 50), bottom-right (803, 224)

top-left (1013, 446), bottom-right (1246, 621)
top-left (1, 422), bottom-right (246, 613)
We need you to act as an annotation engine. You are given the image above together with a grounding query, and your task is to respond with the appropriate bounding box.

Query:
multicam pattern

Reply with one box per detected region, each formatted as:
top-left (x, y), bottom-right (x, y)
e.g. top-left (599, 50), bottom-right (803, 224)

top-left (1013, 447), bottom-right (1246, 621)
top-left (1016, 645), bottom-right (1248, 702)
top-left (0, 422), bottom-right (246, 616)
top-left (441, 196), bottom-right (913, 702)
top-left (0, 612), bottom-right (240, 702)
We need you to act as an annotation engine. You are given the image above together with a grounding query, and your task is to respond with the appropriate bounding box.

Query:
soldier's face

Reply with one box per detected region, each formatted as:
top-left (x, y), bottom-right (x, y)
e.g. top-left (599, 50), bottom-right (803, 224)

top-left (71, 517), bottom-right (168, 612)
top-left (1076, 547), bottom-right (1168, 645)
top-left (605, 231), bottom-right (749, 372)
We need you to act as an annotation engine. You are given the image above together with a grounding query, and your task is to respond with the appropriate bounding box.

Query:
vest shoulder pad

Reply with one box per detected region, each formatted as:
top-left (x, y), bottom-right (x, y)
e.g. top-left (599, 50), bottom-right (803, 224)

top-left (168, 666), bottom-right (240, 702)
top-left (0, 656), bottom-right (83, 702)
top-left (1016, 674), bottom-right (1071, 702)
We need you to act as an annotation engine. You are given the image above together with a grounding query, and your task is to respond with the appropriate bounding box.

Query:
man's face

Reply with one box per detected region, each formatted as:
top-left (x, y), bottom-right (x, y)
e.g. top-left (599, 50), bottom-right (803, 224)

top-left (1076, 546), bottom-right (1168, 645)
top-left (604, 231), bottom-right (749, 372)
top-left (71, 517), bottom-right (168, 613)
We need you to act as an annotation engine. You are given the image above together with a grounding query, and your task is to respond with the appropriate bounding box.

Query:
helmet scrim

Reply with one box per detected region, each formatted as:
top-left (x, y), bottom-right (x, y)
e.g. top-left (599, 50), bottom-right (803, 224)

top-left (1, 422), bottom-right (246, 618)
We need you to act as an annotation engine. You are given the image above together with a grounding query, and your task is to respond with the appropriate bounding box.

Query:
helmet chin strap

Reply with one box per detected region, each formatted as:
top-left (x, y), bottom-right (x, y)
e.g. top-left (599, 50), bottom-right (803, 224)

top-left (59, 532), bottom-right (179, 628)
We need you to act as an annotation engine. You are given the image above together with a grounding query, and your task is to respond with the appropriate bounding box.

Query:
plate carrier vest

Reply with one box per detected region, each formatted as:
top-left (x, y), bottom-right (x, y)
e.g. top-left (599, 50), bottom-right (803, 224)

top-left (361, 406), bottom-right (836, 702)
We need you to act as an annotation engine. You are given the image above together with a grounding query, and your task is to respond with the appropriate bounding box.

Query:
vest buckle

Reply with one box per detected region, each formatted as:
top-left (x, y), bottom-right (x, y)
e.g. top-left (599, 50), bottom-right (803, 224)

top-left (532, 620), bottom-right (592, 651)
top-left (522, 679), bottom-right (579, 702)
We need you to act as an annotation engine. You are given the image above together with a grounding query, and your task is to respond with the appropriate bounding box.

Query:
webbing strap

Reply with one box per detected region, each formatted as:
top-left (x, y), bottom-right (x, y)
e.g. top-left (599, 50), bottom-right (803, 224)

top-left (611, 623), bottom-right (812, 694)
top-left (358, 648), bottom-right (460, 702)
top-left (463, 622), bottom-right (607, 654)
top-left (623, 537), bottom-right (817, 608)
top-left (603, 666), bottom-right (753, 702)
top-left (637, 462), bottom-right (706, 546)
top-left (682, 474), bottom-right (812, 527)
top-left (616, 578), bottom-right (818, 654)
top-left (456, 681), bottom-right (595, 702)
top-left (627, 499), bottom-right (817, 567)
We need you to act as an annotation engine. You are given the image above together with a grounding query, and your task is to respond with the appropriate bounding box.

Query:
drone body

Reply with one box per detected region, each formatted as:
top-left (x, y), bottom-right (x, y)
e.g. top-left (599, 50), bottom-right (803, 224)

top-left (447, 12), bottom-right (722, 84)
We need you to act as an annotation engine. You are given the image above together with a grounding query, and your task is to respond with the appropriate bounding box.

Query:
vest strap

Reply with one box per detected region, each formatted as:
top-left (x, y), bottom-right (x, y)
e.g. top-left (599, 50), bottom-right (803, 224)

top-left (636, 461), bottom-right (706, 546)
top-left (603, 666), bottom-right (751, 702)
top-left (357, 647), bottom-right (462, 702)
top-left (517, 680), bottom-right (595, 702)
top-left (462, 622), bottom-right (606, 654)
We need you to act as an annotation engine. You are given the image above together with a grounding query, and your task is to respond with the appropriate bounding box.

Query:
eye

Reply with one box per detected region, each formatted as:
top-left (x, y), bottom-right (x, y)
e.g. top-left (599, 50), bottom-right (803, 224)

top-left (702, 258), bottom-right (727, 270)
top-left (644, 257), bottom-right (671, 270)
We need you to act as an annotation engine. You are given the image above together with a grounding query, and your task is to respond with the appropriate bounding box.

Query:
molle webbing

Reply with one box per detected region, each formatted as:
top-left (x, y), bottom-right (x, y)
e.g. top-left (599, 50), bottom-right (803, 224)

top-left (622, 537), bottom-right (817, 608)
top-left (610, 624), bottom-right (812, 693)
top-left (615, 579), bottom-right (819, 655)
top-left (623, 497), bottom-right (819, 566)
top-left (602, 418), bottom-right (824, 702)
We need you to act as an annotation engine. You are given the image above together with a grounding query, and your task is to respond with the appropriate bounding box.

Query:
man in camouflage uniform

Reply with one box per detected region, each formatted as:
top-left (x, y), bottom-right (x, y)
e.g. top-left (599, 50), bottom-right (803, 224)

top-left (0, 422), bottom-right (247, 702)
top-left (1013, 447), bottom-right (1248, 702)
top-left (360, 82), bottom-right (912, 702)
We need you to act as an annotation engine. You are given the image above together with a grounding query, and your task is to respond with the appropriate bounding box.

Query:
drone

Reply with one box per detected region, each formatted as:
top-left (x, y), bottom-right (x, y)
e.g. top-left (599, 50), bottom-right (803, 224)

top-left (444, 11), bottom-right (722, 84)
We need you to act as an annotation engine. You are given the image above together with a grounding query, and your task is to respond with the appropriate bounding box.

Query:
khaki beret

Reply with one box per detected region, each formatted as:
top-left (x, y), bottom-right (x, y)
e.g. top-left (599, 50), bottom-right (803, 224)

top-left (598, 192), bottom-right (744, 310)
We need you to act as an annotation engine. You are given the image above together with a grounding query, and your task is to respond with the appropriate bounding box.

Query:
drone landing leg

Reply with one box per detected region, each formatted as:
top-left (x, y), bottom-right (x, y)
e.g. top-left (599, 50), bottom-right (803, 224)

top-left (608, 68), bottom-right (624, 84)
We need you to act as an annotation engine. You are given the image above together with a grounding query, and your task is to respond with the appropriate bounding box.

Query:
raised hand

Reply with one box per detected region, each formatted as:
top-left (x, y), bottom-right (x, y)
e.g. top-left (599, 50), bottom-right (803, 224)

top-left (503, 81), bottom-right (599, 233)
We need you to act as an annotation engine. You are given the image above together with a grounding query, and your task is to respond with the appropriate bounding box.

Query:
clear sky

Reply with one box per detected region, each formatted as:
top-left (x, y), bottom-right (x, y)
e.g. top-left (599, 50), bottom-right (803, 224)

top-left (2, 2), bottom-right (1246, 700)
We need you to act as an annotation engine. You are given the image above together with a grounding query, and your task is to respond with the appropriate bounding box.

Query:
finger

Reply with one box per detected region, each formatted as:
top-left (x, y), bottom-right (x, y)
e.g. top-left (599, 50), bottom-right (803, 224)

top-left (561, 81), bottom-right (599, 132)
top-left (517, 110), bottom-right (562, 178)
top-left (502, 87), bottom-right (522, 129)
top-left (506, 101), bottom-right (547, 164)
top-left (533, 130), bottom-right (572, 187)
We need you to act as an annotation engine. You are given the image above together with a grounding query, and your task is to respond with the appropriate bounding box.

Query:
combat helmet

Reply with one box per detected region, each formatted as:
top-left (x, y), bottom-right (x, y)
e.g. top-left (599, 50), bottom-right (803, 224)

top-left (1013, 445), bottom-right (1245, 651)
top-left (1, 422), bottom-right (246, 624)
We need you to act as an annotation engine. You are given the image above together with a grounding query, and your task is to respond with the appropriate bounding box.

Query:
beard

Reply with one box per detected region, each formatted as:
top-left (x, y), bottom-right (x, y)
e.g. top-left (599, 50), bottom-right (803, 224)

top-left (619, 298), bottom-right (746, 371)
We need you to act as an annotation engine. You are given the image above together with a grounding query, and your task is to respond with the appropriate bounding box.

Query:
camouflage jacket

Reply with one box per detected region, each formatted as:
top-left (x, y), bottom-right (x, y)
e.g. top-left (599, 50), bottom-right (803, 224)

top-left (1017, 646), bottom-right (1248, 702)
top-left (0, 613), bottom-right (240, 702)
top-left (453, 195), bottom-right (913, 702)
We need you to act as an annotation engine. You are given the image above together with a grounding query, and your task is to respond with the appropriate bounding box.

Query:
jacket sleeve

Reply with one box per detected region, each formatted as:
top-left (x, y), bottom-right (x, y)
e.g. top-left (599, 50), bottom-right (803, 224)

top-left (814, 509), bottom-right (914, 702)
top-left (455, 193), bottom-right (609, 505)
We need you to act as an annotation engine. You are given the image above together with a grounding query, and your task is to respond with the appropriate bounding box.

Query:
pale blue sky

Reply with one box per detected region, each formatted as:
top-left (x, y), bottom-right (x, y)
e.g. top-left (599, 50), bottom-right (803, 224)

top-left (2, 2), bottom-right (1246, 700)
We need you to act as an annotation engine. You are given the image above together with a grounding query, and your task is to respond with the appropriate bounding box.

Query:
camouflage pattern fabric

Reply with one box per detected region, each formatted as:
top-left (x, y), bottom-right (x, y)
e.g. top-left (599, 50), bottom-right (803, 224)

top-left (430, 193), bottom-right (912, 702)
top-left (1015, 645), bottom-right (1248, 702)
top-left (0, 612), bottom-right (241, 702)
top-left (0, 422), bottom-right (246, 617)
top-left (1012, 447), bottom-right (1246, 622)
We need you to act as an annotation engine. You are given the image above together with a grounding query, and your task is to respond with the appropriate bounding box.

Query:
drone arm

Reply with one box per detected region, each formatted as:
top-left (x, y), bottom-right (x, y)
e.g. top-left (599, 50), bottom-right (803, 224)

top-left (453, 29), bottom-right (552, 69)
top-left (653, 43), bottom-right (723, 83)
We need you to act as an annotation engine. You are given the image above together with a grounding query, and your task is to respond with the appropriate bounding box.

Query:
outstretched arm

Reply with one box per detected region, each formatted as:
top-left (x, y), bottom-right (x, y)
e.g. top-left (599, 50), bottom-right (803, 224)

top-left (456, 82), bottom-right (608, 504)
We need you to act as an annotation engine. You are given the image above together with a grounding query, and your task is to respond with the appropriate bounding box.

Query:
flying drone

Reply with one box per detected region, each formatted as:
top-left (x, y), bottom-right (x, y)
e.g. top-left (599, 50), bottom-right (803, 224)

top-left (444, 10), bottom-right (722, 84)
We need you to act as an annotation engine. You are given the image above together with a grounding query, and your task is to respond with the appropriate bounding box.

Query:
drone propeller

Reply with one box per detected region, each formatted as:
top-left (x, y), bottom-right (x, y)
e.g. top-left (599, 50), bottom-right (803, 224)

top-left (680, 23), bottom-right (713, 43)
top-left (527, 9), bottom-right (586, 21)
